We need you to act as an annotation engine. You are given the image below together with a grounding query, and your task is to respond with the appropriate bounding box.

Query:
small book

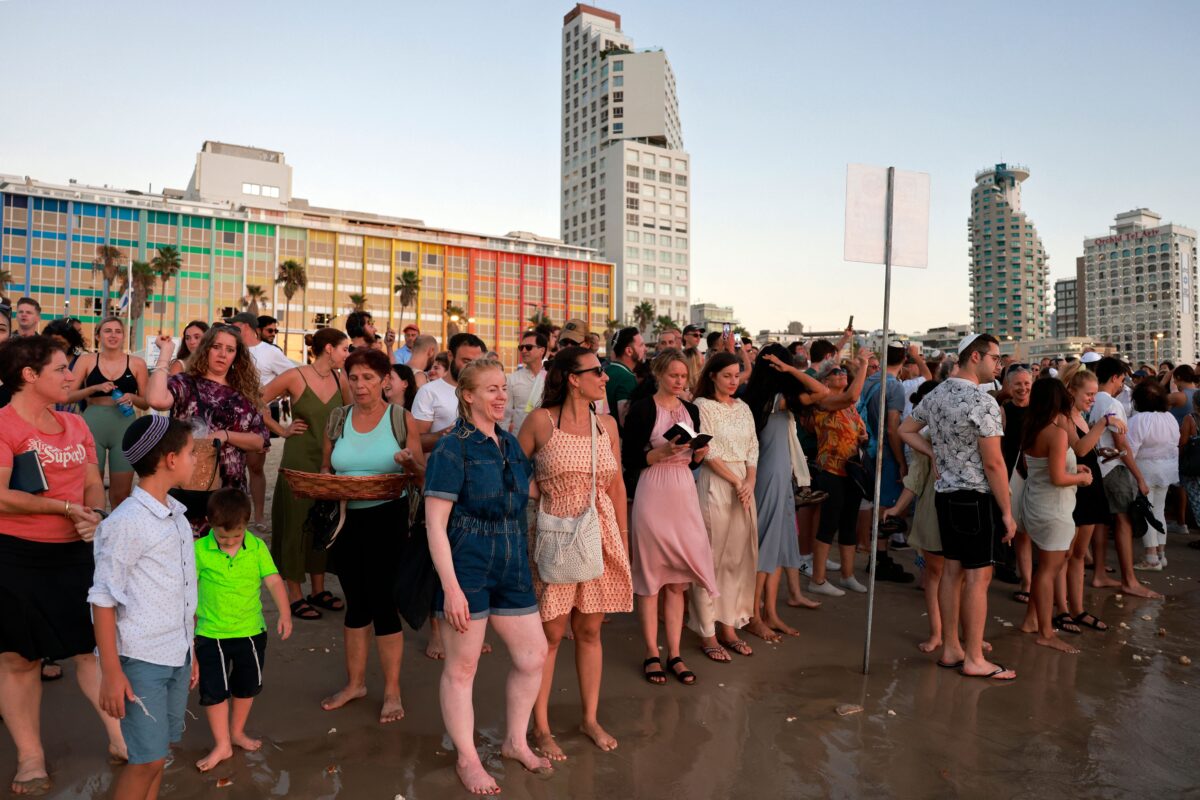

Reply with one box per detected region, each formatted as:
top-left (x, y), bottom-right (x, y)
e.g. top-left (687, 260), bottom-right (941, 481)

top-left (663, 422), bottom-right (713, 450)
top-left (10, 451), bottom-right (49, 494)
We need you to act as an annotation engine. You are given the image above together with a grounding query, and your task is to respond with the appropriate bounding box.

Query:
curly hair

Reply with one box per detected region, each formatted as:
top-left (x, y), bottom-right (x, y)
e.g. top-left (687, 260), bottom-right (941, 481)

top-left (453, 357), bottom-right (506, 428)
top-left (186, 324), bottom-right (262, 407)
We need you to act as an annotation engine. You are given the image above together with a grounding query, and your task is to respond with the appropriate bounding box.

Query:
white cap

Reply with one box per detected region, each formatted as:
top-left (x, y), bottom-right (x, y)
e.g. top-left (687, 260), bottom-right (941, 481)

top-left (1048, 367), bottom-right (1060, 378)
top-left (957, 333), bottom-right (981, 354)
top-left (1080, 351), bottom-right (1102, 364)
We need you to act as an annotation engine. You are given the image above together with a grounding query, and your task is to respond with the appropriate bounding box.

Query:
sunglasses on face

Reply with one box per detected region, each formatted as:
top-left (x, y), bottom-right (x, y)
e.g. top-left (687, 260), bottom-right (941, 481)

top-left (518, 344), bottom-right (542, 352)
top-left (571, 366), bottom-right (603, 377)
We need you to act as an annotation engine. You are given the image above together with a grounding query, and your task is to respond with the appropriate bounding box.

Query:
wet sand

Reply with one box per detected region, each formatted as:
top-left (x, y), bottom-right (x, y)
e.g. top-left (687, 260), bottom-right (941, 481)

top-left (12, 451), bottom-right (1200, 798)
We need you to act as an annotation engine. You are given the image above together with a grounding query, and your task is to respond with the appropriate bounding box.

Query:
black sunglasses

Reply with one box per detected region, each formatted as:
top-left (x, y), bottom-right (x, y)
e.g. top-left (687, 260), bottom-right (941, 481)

top-left (571, 366), bottom-right (603, 377)
top-left (518, 344), bottom-right (542, 352)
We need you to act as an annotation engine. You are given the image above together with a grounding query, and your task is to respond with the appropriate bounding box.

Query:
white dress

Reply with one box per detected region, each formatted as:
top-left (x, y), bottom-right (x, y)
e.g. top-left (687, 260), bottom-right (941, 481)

top-left (1013, 449), bottom-right (1078, 552)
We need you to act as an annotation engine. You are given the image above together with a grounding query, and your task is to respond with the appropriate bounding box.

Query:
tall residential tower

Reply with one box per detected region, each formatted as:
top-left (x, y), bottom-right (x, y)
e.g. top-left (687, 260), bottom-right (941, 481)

top-left (1082, 208), bottom-right (1198, 365)
top-left (968, 163), bottom-right (1049, 340)
top-left (560, 4), bottom-right (691, 325)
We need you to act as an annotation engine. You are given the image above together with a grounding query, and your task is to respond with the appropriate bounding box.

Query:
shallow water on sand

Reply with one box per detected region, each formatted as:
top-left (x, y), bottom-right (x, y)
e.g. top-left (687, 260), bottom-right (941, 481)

top-left (14, 455), bottom-right (1200, 798)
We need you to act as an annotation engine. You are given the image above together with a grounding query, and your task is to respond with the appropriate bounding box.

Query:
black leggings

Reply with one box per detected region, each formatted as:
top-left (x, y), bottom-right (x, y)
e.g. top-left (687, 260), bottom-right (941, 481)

top-left (330, 498), bottom-right (407, 636)
top-left (814, 470), bottom-right (862, 547)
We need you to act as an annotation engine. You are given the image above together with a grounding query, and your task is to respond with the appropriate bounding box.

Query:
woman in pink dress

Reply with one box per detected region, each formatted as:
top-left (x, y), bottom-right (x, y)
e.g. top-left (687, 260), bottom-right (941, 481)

top-left (622, 349), bottom-right (718, 686)
top-left (519, 346), bottom-right (632, 760)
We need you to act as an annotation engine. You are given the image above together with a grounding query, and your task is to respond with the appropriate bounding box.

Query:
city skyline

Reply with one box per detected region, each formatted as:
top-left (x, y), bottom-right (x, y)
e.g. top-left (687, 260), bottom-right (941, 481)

top-left (2, 0), bottom-right (1198, 335)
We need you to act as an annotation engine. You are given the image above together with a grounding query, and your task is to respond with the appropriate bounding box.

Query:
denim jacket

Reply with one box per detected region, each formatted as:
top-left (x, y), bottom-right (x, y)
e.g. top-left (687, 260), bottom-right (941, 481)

top-left (424, 419), bottom-right (533, 535)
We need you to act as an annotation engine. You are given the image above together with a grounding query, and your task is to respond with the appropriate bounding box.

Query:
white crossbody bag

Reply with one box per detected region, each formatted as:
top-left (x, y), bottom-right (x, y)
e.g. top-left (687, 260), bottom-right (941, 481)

top-left (533, 411), bottom-right (605, 584)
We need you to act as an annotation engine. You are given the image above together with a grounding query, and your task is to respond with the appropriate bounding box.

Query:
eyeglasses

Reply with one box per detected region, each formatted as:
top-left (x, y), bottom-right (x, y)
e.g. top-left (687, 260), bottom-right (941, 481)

top-left (518, 344), bottom-right (541, 352)
top-left (571, 366), bottom-right (604, 377)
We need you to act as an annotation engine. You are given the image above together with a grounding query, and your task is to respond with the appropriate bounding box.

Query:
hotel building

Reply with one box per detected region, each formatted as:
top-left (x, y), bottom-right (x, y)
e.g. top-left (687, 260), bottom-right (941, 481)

top-left (560, 4), bottom-right (691, 325)
top-left (0, 141), bottom-right (614, 366)
top-left (967, 163), bottom-right (1050, 341)
top-left (1081, 208), bottom-right (1198, 365)
top-left (1052, 277), bottom-right (1079, 338)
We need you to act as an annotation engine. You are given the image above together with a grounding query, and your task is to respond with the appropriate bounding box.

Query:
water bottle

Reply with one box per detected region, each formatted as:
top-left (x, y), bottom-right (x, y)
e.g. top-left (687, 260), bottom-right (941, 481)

top-left (111, 388), bottom-right (135, 417)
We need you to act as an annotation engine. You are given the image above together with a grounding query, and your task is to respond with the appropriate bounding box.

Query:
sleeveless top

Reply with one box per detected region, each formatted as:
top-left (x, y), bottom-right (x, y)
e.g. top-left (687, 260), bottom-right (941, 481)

top-left (84, 355), bottom-right (139, 396)
top-left (1171, 387), bottom-right (1197, 424)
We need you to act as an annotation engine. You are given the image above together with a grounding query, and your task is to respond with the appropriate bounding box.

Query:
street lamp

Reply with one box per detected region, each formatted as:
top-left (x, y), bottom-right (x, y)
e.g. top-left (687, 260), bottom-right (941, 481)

top-left (1154, 331), bottom-right (1164, 366)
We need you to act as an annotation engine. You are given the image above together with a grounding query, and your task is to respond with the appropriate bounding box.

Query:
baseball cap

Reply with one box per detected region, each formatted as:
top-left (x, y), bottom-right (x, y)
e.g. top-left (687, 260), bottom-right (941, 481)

top-left (1132, 369), bottom-right (1150, 378)
top-left (1080, 351), bottom-right (1102, 364)
top-left (683, 324), bottom-right (706, 335)
top-left (229, 312), bottom-right (259, 328)
top-left (402, 324), bottom-right (420, 333)
top-left (559, 318), bottom-right (589, 345)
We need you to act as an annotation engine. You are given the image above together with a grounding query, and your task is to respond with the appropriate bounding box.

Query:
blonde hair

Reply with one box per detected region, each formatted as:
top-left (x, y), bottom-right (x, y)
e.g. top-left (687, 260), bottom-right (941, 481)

top-left (454, 357), bottom-right (506, 426)
top-left (650, 348), bottom-right (689, 381)
top-left (1060, 361), bottom-right (1096, 393)
top-left (682, 346), bottom-right (703, 391)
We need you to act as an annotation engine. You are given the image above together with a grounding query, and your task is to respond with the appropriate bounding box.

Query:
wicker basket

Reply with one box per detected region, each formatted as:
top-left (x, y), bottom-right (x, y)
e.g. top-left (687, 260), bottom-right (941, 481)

top-left (282, 469), bottom-right (415, 501)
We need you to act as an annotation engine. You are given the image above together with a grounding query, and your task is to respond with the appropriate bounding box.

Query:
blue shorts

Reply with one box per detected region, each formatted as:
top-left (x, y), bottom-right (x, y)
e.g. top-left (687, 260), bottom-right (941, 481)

top-left (434, 527), bottom-right (538, 620)
top-left (119, 655), bottom-right (190, 765)
top-left (879, 451), bottom-right (903, 510)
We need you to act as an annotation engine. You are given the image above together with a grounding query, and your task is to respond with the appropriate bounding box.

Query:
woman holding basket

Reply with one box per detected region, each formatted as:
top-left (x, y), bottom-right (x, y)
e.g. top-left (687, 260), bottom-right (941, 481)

top-left (317, 347), bottom-right (422, 725)
top-left (518, 346), bottom-right (632, 760)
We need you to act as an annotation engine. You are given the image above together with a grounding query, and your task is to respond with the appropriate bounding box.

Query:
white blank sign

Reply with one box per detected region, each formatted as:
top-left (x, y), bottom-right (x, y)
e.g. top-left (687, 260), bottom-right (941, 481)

top-left (844, 164), bottom-right (930, 269)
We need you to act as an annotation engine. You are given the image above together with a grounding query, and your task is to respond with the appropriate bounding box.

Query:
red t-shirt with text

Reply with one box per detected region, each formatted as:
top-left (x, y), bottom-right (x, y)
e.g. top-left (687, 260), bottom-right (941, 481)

top-left (0, 405), bottom-right (98, 543)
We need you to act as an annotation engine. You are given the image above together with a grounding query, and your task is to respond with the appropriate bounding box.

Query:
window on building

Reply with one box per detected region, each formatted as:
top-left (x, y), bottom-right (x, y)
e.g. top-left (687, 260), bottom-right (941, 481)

top-left (626, 230), bottom-right (638, 243)
top-left (627, 279), bottom-right (639, 292)
top-left (627, 264), bottom-right (639, 275)
top-left (613, 76), bottom-right (623, 87)
top-left (242, 182), bottom-right (261, 196)
top-left (613, 60), bottom-right (623, 71)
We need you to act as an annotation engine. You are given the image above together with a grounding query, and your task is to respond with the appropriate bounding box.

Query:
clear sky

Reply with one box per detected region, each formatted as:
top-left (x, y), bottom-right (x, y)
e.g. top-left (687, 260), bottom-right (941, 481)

top-left (2, 0), bottom-right (1198, 335)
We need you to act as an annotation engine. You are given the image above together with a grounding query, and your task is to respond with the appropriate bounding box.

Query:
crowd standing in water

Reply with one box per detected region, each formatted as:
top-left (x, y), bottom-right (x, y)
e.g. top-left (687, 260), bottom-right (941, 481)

top-left (0, 297), bottom-right (1188, 797)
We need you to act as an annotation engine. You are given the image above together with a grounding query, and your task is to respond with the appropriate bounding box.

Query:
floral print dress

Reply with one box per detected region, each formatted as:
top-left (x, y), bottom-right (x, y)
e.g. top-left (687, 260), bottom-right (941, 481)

top-left (167, 373), bottom-right (269, 492)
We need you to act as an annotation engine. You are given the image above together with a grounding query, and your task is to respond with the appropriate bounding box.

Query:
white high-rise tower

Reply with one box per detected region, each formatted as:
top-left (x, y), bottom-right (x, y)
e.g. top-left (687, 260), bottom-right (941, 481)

top-left (560, 4), bottom-right (691, 325)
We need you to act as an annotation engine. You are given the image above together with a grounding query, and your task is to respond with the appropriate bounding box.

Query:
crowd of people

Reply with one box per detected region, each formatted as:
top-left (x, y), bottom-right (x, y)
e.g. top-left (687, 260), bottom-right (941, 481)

top-left (0, 295), bottom-right (1185, 797)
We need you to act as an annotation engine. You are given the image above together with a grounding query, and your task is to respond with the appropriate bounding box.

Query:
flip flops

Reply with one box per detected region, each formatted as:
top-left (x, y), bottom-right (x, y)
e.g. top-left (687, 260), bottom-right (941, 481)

top-left (959, 663), bottom-right (1017, 681)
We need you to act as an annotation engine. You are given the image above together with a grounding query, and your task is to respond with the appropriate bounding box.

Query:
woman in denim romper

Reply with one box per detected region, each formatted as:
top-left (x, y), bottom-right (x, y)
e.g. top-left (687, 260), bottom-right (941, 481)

top-left (424, 358), bottom-right (552, 795)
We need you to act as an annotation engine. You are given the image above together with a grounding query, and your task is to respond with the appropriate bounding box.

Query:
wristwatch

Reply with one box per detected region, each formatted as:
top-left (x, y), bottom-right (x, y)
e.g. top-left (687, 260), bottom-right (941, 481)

top-left (92, 508), bottom-right (108, 520)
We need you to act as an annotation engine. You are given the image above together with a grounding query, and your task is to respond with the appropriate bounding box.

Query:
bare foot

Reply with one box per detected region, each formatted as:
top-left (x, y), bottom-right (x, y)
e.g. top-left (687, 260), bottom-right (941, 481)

top-left (1035, 634), bottom-right (1079, 654)
top-left (532, 729), bottom-right (567, 762)
top-left (786, 594), bottom-right (822, 610)
top-left (321, 685), bottom-right (367, 711)
top-left (1020, 618), bottom-right (1039, 635)
top-left (764, 616), bottom-right (801, 637)
top-left (580, 720), bottom-right (618, 752)
top-left (231, 732), bottom-right (262, 752)
top-left (745, 619), bottom-right (782, 643)
top-left (1121, 582), bottom-right (1163, 600)
top-left (1091, 575), bottom-right (1121, 589)
top-left (455, 760), bottom-right (500, 795)
top-left (196, 743), bottom-right (234, 772)
top-left (107, 743), bottom-right (129, 765)
top-left (425, 632), bottom-right (446, 660)
top-left (379, 695), bottom-right (405, 724)
top-left (917, 636), bottom-right (942, 654)
top-left (500, 741), bottom-right (554, 775)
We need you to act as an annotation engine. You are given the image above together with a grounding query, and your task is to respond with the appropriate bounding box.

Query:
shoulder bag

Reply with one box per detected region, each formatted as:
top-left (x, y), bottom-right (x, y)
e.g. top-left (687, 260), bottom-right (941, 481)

top-left (533, 411), bottom-right (604, 584)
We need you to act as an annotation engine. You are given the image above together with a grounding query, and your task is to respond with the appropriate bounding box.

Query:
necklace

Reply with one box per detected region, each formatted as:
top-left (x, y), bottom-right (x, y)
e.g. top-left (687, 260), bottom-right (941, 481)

top-left (311, 364), bottom-right (332, 379)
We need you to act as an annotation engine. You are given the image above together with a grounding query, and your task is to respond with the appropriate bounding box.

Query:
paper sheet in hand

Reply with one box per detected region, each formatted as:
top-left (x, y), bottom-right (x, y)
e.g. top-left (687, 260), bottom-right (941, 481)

top-left (844, 164), bottom-right (930, 269)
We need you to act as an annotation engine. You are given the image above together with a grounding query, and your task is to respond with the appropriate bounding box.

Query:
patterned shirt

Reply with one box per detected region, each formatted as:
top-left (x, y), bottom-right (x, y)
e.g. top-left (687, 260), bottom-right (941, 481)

top-left (88, 488), bottom-right (197, 667)
top-left (910, 378), bottom-right (1003, 494)
top-left (167, 374), bottom-right (270, 492)
top-left (814, 407), bottom-right (867, 477)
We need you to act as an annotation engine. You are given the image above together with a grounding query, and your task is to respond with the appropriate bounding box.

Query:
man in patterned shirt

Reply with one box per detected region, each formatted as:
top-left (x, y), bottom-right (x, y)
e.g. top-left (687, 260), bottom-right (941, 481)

top-left (900, 333), bottom-right (1017, 682)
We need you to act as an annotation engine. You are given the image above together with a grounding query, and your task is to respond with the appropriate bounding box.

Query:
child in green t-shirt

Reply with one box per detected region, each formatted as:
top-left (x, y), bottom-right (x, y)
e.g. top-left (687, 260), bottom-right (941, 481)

top-left (193, 489), bottom-right (292, 773)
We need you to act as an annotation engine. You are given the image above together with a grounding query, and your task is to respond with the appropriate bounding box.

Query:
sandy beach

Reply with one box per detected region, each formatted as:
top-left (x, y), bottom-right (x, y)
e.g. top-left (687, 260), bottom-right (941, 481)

top-left (10, 448), bottom-right (1200, 798)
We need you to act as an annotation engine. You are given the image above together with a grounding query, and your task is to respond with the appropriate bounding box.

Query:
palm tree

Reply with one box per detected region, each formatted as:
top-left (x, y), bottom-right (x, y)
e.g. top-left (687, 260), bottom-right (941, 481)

top-left (91, 245), bottom-right (125, 316)
top-left (393, 269), bottom-right (420, 333)
top-left (348, 293), bottom-right (368, 313)
top-left (527, 307), bottom-right (551, 327)
top-left (149, 245), bottom-right (182, 333)
top-left (603, 318), bottom-right (621, 348)
top-left (653, 315), bottom-right (678, 338)
top-left (243, 284), bottom-right (267, 316)
top-left (445, 303), bottom-right (466, 337)
top-left (128, 260), bottom-right (157, 345)
top-left (275, 259), bottom-right (307, 355)
top-left (732, 325), bottom-right (751, 340)
top-left (632, 301), bottom-right (655, 335)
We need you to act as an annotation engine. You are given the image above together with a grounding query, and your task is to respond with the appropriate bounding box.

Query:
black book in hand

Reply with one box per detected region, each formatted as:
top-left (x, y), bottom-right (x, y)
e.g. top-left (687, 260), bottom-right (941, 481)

top-left (663, 422), bottom-right (713, 450)
top-left (10, 451), bottom-right (49, 494)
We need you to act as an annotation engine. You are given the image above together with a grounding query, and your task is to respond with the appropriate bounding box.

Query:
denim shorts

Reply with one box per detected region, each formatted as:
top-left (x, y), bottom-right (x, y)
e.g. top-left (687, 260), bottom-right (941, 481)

top-left (119, 655), bottom-right (190, 764)
top-left (434, 526), bottom-right (538, 620)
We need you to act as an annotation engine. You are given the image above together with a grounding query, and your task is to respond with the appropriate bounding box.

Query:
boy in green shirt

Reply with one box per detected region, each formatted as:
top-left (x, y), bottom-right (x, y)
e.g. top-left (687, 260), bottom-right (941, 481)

top-left (194, 489), bottom-right (292, 773)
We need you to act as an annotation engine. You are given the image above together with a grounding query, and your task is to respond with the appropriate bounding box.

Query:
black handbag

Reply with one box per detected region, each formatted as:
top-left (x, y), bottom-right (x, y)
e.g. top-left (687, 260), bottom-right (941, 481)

top-left (844, 448), bottom-right (874, 499)
top-left (394, 496), bottom-right (436, 631)
top-left (305, 500), bottom-right (347, 551)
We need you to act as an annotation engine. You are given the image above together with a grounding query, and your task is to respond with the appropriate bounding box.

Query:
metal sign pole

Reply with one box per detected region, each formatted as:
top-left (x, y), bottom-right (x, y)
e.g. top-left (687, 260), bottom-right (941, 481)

top-left (862, 166), bottom-right (895, 675)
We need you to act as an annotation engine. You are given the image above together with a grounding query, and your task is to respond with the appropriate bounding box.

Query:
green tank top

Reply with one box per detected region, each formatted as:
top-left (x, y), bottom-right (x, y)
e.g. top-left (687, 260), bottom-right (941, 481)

top-left (279, 370), bottom-right (341, 473)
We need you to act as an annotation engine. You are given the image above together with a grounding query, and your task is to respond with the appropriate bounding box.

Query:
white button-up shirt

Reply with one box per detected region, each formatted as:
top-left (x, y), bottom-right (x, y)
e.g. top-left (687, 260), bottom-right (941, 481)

top-left (505, 365), bottom-right (542, 433)
top-left (88, 487), bottom-right (197, 667)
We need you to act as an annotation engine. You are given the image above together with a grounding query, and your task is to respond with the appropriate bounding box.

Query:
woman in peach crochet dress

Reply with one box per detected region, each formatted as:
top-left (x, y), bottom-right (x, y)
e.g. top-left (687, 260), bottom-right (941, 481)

top-left (518, 346), bottom-right (632, 762)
